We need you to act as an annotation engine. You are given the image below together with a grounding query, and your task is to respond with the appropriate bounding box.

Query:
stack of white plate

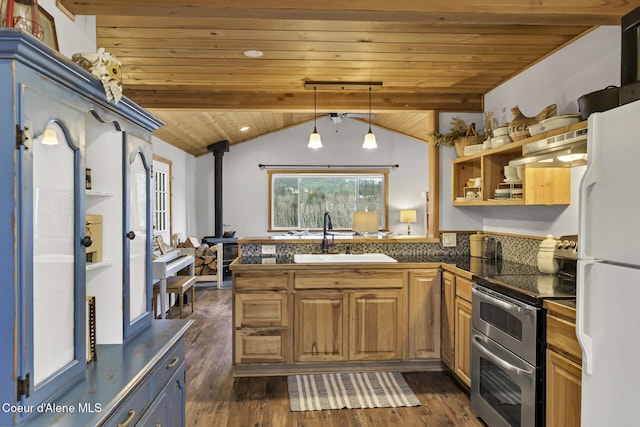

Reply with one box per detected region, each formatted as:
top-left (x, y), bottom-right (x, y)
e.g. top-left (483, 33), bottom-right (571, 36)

top-left (494, 188), bottom-right (512, 199)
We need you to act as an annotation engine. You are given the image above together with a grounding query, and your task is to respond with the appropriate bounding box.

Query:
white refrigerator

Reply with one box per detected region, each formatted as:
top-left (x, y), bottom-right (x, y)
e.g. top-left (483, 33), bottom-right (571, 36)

top-left (578, 99), bottom-right (640, 426)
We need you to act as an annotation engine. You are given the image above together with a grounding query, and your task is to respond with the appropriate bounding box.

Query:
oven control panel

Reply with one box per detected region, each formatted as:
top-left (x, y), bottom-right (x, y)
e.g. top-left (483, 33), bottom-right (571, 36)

top-left (554, 234), bottom-right (578, 260)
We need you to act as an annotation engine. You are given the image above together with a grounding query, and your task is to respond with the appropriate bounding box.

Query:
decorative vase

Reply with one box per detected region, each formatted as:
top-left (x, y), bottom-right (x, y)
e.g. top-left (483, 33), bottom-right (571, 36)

top-left (508, 104), bottom-right (557, 141)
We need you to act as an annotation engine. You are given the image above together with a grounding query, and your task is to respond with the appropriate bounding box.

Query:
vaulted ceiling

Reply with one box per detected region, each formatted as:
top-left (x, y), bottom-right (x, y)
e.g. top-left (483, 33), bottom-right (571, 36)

top-left (58, 1), bottom-right (635, 156)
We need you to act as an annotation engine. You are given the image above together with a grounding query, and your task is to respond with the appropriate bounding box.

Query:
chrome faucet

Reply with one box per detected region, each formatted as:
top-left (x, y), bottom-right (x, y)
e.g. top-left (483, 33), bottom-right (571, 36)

top-left (321, 211), bottom-right (333, 253)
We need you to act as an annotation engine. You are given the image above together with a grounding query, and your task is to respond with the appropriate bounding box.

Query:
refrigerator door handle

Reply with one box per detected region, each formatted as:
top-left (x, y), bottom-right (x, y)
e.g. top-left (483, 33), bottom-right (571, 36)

top-left (577, 259), bottom-right (594, 375)
top-left (578, 118), bottom-right (598, 260)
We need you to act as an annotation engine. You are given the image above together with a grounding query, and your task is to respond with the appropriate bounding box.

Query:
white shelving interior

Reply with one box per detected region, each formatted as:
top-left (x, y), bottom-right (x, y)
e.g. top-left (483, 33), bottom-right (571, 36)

top-left (85, 118), bottom-right (124, 344)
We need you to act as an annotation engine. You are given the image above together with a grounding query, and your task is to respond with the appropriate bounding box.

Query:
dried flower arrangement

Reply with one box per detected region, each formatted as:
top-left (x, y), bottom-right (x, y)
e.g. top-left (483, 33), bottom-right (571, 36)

top-left (427, 117), bottom-right (476, 147)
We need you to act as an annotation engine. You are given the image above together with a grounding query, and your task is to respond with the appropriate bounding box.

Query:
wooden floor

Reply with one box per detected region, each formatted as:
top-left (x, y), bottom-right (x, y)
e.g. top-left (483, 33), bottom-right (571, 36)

top-left (178, 285), bottom-right (485, 427)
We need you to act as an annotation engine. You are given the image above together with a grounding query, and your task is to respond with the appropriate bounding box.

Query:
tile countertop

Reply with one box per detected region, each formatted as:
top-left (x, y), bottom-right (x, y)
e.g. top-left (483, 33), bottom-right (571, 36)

top-left (233, 254), bottom-right (536, 272)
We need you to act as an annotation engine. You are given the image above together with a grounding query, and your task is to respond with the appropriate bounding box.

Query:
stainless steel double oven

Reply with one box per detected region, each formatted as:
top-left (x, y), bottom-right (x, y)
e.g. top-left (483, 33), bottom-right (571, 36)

top-left (470, 283), bottom-right (544, 427)
top-left (470, 237), bottom-right (578, 427)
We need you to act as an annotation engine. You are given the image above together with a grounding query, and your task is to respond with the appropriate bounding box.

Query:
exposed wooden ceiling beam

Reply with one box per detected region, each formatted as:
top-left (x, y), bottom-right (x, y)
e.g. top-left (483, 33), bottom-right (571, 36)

top-left (124, 89), bottom-right (483, 112)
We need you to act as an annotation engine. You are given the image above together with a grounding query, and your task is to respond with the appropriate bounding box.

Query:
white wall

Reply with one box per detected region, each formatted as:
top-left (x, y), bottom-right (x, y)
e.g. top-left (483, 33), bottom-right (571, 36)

top-left (39, 0), bottom-right (95, 58)
top-left (442, 26), bottom-right (620, 237)
top-left (151, 137), bottom-right (197, 242)
top-left (196, 116), bottom-right (430, 237)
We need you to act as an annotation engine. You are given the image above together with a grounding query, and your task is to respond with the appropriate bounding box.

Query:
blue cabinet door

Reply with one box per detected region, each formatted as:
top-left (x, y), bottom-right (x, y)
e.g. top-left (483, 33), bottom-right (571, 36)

top-left (123, 133), bottom-right (153, 340)
top-left (16, 85), bottom-right (87, 418)
top-left (167, 364), bottom-right (186, 426)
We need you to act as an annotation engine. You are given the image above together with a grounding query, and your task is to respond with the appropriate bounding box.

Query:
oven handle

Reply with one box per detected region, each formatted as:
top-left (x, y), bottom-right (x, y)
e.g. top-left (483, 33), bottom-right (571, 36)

top-left (472, 333), bottom-right (530, 377)
top-left (472, 286), bottom-right (525, 314)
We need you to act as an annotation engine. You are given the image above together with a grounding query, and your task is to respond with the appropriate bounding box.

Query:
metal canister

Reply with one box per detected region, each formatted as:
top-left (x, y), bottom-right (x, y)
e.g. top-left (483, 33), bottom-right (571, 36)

top-left (470, 232), bottom-right (484, 258)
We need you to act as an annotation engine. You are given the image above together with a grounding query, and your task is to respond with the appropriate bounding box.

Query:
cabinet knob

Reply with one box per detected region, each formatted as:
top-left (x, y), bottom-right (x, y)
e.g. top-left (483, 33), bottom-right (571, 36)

top-left (126, 231), bottom-right (136, 240)
top-left (81, 236), bottom-right (93, 248)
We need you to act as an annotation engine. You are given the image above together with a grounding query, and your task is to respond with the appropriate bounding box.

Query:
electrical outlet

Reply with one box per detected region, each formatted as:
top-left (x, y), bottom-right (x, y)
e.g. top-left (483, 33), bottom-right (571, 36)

top-left (261, 245), bottom-right (276, 255)
top-left (442, 233), bottom-right (457, 247)
top-left (261, 257), bottom-right (276, 264)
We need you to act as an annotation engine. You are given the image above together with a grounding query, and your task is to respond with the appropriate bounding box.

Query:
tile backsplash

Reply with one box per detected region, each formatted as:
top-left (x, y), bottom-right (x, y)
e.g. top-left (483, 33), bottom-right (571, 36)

top-left (240, 232), bottom-right (543, 267)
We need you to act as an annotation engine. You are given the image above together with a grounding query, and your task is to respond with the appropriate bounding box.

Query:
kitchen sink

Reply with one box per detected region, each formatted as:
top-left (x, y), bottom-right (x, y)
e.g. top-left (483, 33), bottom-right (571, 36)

top-left (293, 253), bottom-right (397, 264)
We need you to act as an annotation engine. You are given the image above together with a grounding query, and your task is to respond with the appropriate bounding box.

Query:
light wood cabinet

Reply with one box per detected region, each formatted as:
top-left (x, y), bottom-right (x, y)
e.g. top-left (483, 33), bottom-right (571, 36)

top-left (235, 328), bottom-right (288, 363)
top-left (451, 122), bottom-right (585, 206)
top-left (294, 292), bottom-right (348, 362)
top-left (231, 263), bottom-right (442, 374)
top-left (441, 271), bottom-right (456, 369)
top-left (294, 289), bottom-right (403, 362)
top-left (233, 271), bottom-right (290, 365)
top-left (408, 270), bottom-right (441, 360)
top-left (235, 292), bottom-right (288, 327)
top-left (546, 350), bottom-right (581, 427)
top-left (454, 276), bottom-right (473, 387)
top-left (545, 300), bottom-right (581, 427)
top-left (350, 290), bottom-right (403, 361)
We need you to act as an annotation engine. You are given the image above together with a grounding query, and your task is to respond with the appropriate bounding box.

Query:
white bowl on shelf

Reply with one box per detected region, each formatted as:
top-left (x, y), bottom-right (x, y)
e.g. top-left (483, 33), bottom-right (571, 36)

top-left (528, 114), bottom-right (581, 136)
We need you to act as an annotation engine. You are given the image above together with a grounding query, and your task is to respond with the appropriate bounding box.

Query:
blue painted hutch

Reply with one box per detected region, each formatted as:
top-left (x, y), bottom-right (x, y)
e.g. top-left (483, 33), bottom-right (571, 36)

top-left (0, 30), bottom-right (191, 426)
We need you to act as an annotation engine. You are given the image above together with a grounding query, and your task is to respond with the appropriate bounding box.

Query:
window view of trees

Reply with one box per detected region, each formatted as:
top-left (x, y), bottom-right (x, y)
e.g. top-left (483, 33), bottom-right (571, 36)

top-left (271, 173), bottom-right (386, 230)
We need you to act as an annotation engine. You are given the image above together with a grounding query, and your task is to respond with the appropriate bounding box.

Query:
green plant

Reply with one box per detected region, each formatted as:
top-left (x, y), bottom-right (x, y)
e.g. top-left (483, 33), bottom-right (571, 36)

top-left (427, 117), bottom-right (471, 147)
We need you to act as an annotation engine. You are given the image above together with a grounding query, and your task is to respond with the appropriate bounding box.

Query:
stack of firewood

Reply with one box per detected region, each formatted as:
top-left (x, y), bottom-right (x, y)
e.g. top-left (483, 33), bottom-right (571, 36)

top-left (177, 237), bottom-right (218, 276)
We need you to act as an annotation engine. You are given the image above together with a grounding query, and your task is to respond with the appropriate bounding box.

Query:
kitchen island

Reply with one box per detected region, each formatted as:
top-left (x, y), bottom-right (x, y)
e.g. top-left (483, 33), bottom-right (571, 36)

top-left (231, 255), bottom-right (444, 376)
top-left (230, 248), bottom-right (549, 377)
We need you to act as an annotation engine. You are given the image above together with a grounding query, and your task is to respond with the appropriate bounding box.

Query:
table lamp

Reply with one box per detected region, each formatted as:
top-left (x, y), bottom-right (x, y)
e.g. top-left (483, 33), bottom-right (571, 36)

top-left (400, 209), bottom-right (417, 235)
top-left (352, 212), bottom-right (379, 236)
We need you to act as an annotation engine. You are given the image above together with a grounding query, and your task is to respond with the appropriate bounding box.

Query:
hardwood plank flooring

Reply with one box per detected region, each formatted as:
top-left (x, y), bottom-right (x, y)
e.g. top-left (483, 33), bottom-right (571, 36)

top-left (179, 286), bottom-right (484, 427)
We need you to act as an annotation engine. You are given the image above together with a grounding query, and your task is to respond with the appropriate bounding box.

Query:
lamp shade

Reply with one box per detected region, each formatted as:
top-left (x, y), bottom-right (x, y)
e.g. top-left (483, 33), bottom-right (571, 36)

top-left (308, 130), bottom-right (322, 149)
top-left (352, 212), bottom-right (379, 233)
top-left (40, 127), bottom-right (59, 145)
top-left (400, 209), bottom-right (417, 223)
top-left (362, 131), bottom-right (377, 149)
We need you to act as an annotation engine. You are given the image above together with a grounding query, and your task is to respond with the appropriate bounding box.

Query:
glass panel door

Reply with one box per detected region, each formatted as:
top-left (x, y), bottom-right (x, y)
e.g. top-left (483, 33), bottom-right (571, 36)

top-left (19, 98), bottom-right (86, 411)
top-left (129, 152), bottom-right (148, 321)
top-left (123, 134), bottom-right (152, 339)
top-left (32, 121), bottom-right (77, 383)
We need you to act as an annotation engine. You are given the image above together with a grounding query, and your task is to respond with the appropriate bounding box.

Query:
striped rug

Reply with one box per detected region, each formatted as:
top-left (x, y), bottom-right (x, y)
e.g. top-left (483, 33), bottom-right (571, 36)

top-left (287, 372), bottom-right (420, 411)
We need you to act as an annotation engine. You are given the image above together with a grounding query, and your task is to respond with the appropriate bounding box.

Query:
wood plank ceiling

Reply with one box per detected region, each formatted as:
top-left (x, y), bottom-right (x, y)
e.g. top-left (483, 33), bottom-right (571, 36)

top-left (58, 1), bottom-right (635, 156)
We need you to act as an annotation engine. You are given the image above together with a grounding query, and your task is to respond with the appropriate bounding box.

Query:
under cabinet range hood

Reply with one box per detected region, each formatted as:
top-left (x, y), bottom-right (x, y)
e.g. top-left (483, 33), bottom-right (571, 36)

top-left (509, 127), bottom-right (588, 168)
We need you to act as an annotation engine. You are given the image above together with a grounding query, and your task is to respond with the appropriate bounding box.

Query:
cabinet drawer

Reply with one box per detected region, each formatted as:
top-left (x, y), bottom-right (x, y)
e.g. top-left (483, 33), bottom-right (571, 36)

top-left (150, 337), bottom-right (185, 399)
top-left (546, 314), bottom-right (581, 364)
top-left (235, 328), bottom-right (287, 364)
top-left (136, 389), bottom-right (166, 427)
top-left (102, 378), bottom-right (152, 427)
top-left (294, 269), bottom-right (404, 289)
top-left (235, 292), bottom-right (288, 327)
top-left (234, 271), bottom-right (289, 290)
top-left (455, 276), bottom-right (472, 302)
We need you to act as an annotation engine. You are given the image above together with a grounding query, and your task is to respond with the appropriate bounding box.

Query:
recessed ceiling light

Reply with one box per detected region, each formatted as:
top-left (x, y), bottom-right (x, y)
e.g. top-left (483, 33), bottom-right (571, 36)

top-left (243, 50), bottom-right (263, 58)
top-left (240, 126), bottom-right (250, 132)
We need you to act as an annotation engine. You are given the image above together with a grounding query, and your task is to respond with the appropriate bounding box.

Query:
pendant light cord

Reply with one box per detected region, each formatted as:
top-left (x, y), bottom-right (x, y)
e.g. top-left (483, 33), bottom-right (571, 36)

top-left (368, 86), bottom-right (372, 132)
top-left (313, 86), bottom-right (318, 132)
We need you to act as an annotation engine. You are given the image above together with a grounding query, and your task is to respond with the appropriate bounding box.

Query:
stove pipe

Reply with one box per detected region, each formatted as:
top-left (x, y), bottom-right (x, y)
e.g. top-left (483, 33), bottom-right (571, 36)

top-left (206, 140), bottom-right (230, 238)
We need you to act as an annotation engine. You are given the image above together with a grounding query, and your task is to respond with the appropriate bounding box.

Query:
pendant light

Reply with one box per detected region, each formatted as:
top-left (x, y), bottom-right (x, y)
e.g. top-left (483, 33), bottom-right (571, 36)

top-left (308, 86), bottom-right (322, 149)
top-left (363, 86), bottom-right (377, 149)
